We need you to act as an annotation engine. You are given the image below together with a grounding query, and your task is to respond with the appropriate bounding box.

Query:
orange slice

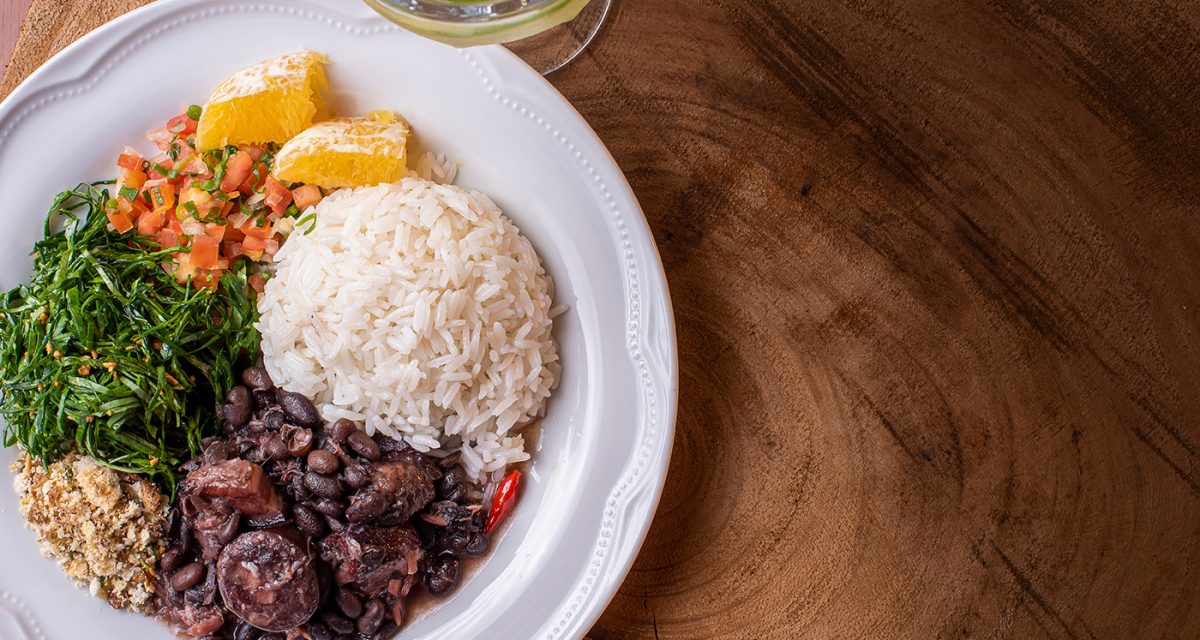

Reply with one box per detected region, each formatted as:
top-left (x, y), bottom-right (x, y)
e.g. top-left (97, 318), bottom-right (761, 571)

top-left (272, 111), bottom-right (410, 189)
top-left (195, 51), bottom-right (328, 151)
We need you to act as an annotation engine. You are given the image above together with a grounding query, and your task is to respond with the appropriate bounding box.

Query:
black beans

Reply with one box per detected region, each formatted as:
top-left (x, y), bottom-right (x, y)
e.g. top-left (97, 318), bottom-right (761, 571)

top-left (279, 390), bottom-right (321, 427)
top-left (254, 389), bottom-right (278, 409)
top-left (178, 512), bottom-right (195, 552)
top-left (287, 428), bottom-right (314, 456)
top-left (307, 622), bottom-right (333, 640)
top-left (224, 385), bottom-right (253, 426)
top-left (203, 439), bottom-right (231, 464)
top-left (293, 504), bottom-right (326, 538)
top-left (377, 435), bottom-right (412, 462)
top-left (290, 472), bottom-right (312, 503)
top-left (170, 562), bottom-right (206, 592)
top-left (160, 546), bottom-right (186, 572)
top-left (304, 471), bottom-right (342, 499)
top-left (357, 599), bottom-right (385, 634)
top-left (342, 464), bottom-right (370, 489)
top-left (234, 620), bottom-right (263, 640)
top-left (426, 501), bottom-right (470, 525)
top-left (167, 506), bottom-right (182, 539)
top-left (334, 588), bottom-right (363, 619)
top-left (307, 450), bottom-right (339, 475)
top-left (436, 466), bottom-right (466, 502)
top-left (347, 431), bottom-right (381, 461)
top-left (465, 532), bottom-right (489, 557)
top-left (320, 610), bottom-right (354, 635)
top-left (241, 367), bottom-right (274, 390)
top-left (264, 409), bottom-right (286, 431)
top-left (437, 529), bottom-right (471, 555)
top-left (346, 491), bottom-right (387, 523)
top-left (168, 362), bottom-right (494, 639)
top-left (263, 434), bottom-right (290, 461)
top-left (311, 498), bottom-right (344, 519)
top-left (328, 419), bottom-right (357, 443)
top-left (425, 556), bottom-right (460, 595)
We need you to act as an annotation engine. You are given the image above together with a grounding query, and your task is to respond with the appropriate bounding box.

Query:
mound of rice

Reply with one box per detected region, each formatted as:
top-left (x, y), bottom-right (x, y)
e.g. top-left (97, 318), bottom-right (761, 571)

top-left (256, 178), bottom-right (560, 481)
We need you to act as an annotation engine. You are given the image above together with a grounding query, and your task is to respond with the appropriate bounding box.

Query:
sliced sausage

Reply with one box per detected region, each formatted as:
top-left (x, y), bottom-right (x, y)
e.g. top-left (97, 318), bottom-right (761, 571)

top-left (217, 530), bottom-right (320, 632)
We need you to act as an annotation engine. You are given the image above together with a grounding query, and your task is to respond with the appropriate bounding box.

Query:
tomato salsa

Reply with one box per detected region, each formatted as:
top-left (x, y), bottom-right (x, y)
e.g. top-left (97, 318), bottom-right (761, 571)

top-left (105, 106), bottom-right (324, 291)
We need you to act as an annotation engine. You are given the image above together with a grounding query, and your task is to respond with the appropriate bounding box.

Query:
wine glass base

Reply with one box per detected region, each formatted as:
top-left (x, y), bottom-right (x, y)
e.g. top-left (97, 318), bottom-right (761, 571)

top-left (504, 0), bottom-right (612, 75)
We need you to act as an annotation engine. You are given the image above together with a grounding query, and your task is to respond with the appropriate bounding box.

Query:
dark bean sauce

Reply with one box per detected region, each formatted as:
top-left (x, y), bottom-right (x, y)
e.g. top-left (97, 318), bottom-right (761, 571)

top-left (157, 364), bottom-right (490, 639)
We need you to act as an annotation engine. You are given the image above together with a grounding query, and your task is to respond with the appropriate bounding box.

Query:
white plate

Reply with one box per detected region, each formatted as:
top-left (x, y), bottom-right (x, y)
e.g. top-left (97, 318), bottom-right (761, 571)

top-left (0, 1), bottom-right (677, 638)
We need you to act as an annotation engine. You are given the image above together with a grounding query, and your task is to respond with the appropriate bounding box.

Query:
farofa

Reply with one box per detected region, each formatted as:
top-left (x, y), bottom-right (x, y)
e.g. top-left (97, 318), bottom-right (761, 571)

top-left (12, 452), bottom-right (167, 612)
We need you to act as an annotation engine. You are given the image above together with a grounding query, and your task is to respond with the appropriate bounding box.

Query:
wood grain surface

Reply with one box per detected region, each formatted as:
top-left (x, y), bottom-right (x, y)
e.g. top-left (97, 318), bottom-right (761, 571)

top-left (0, 0), bottom-right (31, 75)
top-left (5, 1), bottom-right (1200, 639)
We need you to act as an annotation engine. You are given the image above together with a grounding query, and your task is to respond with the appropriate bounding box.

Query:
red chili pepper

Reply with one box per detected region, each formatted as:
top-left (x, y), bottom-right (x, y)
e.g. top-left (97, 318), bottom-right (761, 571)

top-left (485, 469), bottom-right (521, 534)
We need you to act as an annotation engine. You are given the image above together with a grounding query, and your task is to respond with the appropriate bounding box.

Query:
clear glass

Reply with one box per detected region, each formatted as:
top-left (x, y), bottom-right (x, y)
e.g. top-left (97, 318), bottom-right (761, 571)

top-left (365, 0), bottom-right (611, 75)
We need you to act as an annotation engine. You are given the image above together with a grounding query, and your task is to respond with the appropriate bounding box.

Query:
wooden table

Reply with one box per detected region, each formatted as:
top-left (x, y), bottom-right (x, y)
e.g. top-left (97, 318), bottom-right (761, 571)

top-left (6, 1), bottom-right (1200, 638)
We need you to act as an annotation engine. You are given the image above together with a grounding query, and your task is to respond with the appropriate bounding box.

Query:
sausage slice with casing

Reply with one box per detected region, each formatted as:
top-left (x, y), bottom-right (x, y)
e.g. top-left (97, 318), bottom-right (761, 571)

top-left (216, 529), bottom-right (319, 632)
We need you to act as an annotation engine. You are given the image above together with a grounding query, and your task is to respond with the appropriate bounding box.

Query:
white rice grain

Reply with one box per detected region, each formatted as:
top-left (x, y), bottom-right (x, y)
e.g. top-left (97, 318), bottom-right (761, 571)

top-left (257, 178), bottom-right (559, 481)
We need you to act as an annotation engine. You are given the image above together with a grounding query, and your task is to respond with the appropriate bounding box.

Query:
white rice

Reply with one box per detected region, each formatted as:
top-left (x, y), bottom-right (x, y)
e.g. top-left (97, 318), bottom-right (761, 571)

top-left (256, 178), bottom-right (559, 481)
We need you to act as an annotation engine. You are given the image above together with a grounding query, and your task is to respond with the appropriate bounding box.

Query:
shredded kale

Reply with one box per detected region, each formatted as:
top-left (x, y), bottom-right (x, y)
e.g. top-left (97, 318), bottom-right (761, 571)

top-left (0, 182), bottom-right (260, 490)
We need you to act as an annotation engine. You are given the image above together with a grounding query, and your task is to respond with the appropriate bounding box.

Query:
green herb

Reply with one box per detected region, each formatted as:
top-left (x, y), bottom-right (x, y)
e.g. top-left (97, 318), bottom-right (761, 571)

top-left (0, 183), bottom-right (260, 490)
top-left (296, 212), bottom-right (317, 235)
top-left (187, 105), bottom-right (203, 121)
top-left (118, 186), bottom-right (139, 202)
top-left (150, 163), bottom-right (175, 180)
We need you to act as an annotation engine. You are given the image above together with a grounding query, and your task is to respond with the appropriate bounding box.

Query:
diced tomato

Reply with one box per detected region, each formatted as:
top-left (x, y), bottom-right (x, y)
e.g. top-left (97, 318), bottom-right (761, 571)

top-left (147, 155), bottom-right (174, 180)
top-left (248, 274), bottom-right (266, 293)
top-left (241, 235), bottom-right (266, 261)
top-left (264, 177), bottom-right (293, 216)
top-left (291, 184), bottom-right (322, 211)
top-left (117, 196), bottom-right (148, 220)
top-left (178, 154), bottom-right (210, 177)
top-left (120, 166), bottom-right (148, 191)
top-left (224, 225), bottom-right (245, 242)
top-left (223, 241), bottom-right (245, 260)
top-left (265, 238), bottom-right (280, 257)
top-left (240, 162), bottom-right (269, 194)
top-left (204, 223), bottom-right (226, 243)
top-left (190, 235), bottom-right (220, 269)
top-left (106, 209), bottom-right (134, 233)
top-left (193, 270), bottom-right (222, 290)
top-left (137, 210), bottom-right (166, 236)
top-left (155, 228), bottom-right (180, 250)
top-left (117, 153), bottom-right (142, 171)
top-left (243, 144), bottom-right (267, 162)
top-left (241, 218), bottom-right (274, 240)
top-left (179, 187), bottom-right (217, 219)
top-left (221, 151), bottom-right (254, 193)
top-left (166, 113), bottom-right (198, 136)
top-left (165, 209), bottom-right (183, 234)
top-left (143, 179), bottom-right (175, 213)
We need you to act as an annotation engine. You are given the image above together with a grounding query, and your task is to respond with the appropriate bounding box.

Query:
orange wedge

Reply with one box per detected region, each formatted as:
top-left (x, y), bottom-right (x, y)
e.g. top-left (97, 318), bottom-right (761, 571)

top-left (272, 111), bottom-right (410, 188)
top-left (195, 50), bottom-right (328, 151)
